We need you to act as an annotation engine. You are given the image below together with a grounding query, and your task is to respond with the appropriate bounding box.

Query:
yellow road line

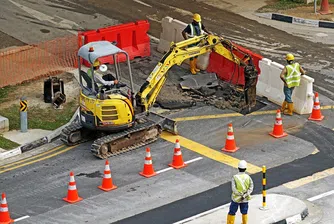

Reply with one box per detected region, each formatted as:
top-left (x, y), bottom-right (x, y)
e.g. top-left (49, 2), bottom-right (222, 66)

top-left (0, 145), bottom-right (65, 169)
top-left (283, 167), bottom-right (334, 189)
top-left (0, 146), bottom-right (76, 174)
top-left (312, 148), bottom-right (320, 155)
top-left (174, 113), bottom-right (242, 121)
top-left (161, 132), bottom-right (262, 174)
top-left (173, 105), bottom-right (334, 122)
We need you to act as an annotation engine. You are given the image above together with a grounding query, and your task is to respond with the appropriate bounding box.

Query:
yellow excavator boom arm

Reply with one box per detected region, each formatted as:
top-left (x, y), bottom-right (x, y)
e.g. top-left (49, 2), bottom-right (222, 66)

top-left (136, 34), bottom-right (249, 112)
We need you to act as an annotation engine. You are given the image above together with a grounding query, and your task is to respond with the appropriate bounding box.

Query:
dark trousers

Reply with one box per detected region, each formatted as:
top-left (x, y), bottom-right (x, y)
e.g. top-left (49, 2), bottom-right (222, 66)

top-left (228, 201), bottom-right (249, 215)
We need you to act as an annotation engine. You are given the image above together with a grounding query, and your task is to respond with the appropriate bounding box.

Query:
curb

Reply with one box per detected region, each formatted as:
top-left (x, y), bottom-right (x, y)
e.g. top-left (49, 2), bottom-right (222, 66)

top-left (256, 13), bottom-right (334, 29)
top-left (0, 107), bottom-right (79, 160)
top-left (273, 207), bottom-right (309, 224)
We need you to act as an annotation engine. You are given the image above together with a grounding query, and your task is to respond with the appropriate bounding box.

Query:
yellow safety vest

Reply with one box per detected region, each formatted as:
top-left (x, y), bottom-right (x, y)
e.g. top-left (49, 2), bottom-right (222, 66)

top-left (232, 173), bottom-right (251, 203)
top-left (285, 63), bottom-right (301, 88)
top-left (87, 68), bottom-right (102, 87)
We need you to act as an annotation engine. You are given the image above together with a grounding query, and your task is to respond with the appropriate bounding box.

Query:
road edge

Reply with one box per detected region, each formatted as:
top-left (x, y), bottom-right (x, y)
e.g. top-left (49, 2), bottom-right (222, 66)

top-left (0, 107), bottom-right (79, 160)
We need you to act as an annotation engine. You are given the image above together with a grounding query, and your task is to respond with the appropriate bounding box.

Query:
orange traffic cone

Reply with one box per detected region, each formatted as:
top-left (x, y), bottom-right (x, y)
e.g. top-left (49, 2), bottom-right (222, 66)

top-left (309, 92), bottom-right (324, 121)
top-left (269, 109), bottom-right (288, 138)
top-left (222, 123), bottom-right (239, 153)
top-left (63, 171), bottom-right (83, 204)
top-left (139, 148), bottom-right (157, 178)
top-left (169, 139), bottom-right (187, 169)
top-left (0, 193), bottom-right (13, 224)
top-left (319, 0), bottom-right (332, 15)
top-left (98, 160), bottom-right (117, 192)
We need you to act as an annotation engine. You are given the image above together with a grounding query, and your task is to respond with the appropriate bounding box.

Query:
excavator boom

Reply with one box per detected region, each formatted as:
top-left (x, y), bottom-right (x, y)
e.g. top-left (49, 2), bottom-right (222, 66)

top-left (136, 34), bottom-right (254, 112)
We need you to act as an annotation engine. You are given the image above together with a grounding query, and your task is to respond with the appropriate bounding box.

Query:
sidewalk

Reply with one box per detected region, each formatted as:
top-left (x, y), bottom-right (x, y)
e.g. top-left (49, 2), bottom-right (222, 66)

top-left (176, 194), bottom-right (308, 224)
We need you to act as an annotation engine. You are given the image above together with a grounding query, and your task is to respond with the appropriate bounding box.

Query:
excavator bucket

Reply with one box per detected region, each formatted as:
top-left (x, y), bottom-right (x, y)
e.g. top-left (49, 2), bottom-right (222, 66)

top-left (147, 112), bottom-right (178, 135)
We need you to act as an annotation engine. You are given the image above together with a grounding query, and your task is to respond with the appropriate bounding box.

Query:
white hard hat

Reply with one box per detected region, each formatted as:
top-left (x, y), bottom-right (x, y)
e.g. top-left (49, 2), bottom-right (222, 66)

top-left (99, 64), bottom-right (108, 72)
top-left (238, 160), bottom-right (247, 169)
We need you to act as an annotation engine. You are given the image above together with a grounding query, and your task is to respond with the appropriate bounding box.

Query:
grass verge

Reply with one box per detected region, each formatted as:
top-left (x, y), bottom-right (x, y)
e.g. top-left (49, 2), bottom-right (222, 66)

top-left (0, 135), bottom-right (20, 150)
top-left (0, 101), bottom-right (78, 131)
top-left (258, 0), bottom-right (334, 12)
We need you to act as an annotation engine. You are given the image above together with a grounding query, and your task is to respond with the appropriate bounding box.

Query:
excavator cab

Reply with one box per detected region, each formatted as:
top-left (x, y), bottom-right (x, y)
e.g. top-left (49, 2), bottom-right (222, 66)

top-left (77, 41), bottom-right (136, 132)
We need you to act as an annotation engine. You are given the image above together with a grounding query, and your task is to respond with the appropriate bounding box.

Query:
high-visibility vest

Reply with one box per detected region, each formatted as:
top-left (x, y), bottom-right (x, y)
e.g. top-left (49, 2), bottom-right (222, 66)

top-left (188, 23), bottom-right (202, 37)
top-left (232, 173), bottom-right (251, 203)
top-left (285, 63), bottom-right (301, 88)
top-left (87, 68), bottom-right (102, 87)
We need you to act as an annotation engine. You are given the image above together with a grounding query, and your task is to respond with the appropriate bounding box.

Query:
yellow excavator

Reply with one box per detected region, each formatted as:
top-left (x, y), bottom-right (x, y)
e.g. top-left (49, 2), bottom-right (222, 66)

top-left (60, 34), bottom-right (258, 159)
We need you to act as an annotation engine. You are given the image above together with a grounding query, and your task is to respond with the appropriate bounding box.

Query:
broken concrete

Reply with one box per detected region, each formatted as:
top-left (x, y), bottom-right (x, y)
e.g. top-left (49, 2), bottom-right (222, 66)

top-left (180, 73), bottom-right (218, 90)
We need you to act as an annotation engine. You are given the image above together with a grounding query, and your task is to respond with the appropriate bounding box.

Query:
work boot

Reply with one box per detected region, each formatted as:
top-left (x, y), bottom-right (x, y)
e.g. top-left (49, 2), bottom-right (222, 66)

top-left (190, 60), bottom-right (197, 75)
top-left (193, 58), bottom-right (200, 72)
top-left (281, 101), bottom-right (287, 113)
top-left (242, 214), bottom-right (248, 224)
top-left (284, 102), bottom-right (294, 116)
top-left (227, 214), bottom-right (235, 224)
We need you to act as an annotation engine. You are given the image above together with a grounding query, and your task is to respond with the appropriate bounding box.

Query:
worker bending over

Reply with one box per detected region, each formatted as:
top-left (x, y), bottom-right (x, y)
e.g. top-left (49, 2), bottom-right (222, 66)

top-left (227, 160), bottom-right (254, 224)
top-left (280, 53), bottom-right (306, 115)
top-left (182, 13), bottom-right (211, 75)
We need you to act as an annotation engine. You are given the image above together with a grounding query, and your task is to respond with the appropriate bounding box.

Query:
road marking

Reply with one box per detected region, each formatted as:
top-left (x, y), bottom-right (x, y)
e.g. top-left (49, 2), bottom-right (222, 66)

top-left (133, 0), bottom-right (152, 7)
top-left (156, 157), bottom-right (203, 174)
top-left (173, 106), bottom-right (334, 122)
top-left (312, 148), bottom-right (320, 155)
top-left (174, 203), bottom-right (230, 224)
top-left (174, 113), bottom-right (243, 122)
top-left (307, 190), bottom-right (334, 202)
top-left (14, 215), bottom-right (30, 222)
top-left (9, 0), bottom-right (80, 35)
top-left (161, 132), bottom-right (262, 174)
top-left (0, 145), bottom-right (64, 169)
top-left (0, 146), bottom-right (76, 174)
top-left (283, 167), bottom-right (334, 189)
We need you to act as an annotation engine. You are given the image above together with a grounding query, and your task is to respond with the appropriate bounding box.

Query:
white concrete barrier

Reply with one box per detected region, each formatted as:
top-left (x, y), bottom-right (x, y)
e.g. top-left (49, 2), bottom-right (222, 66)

top-left (257, 58), bottom-right (314, 114)
top-left (157, 16), bottom-right (210, 70)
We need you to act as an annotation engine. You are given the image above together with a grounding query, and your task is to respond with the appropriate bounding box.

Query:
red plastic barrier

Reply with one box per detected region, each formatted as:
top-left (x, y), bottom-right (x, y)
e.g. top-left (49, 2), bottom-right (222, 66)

top-left (206, 43), bottom-right (263, 87)
top-left (78, 20), bottom-right (151, 67)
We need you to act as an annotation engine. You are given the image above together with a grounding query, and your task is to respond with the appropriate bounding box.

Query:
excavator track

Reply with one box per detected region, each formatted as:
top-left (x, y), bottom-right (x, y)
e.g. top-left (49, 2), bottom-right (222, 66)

top-left (60, 122), bottom-right (94, 146)
top-left (91, 119), bottom-right (162, 159)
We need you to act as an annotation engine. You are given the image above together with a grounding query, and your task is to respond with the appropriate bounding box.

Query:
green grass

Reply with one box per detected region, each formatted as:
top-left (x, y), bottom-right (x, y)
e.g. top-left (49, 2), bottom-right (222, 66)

top-left (0, 135), bottom-right (20, 150)
top-left (259, 0), bottom-right (334, 12)
top-left (0, 101), bottom-right (78, 131)
top-left (0, 86), bottom-right (17, 104)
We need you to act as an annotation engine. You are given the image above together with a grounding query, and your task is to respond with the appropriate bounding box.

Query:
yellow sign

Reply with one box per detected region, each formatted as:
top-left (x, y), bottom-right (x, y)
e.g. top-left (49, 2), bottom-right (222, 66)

top-left (20, 100), bottom-right (27, 112)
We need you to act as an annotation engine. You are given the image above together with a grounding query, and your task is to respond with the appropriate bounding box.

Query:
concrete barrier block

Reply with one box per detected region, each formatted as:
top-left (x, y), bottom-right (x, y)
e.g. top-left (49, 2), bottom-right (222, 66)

top-left (0, 116), bottom-right (9, 133)
top-left (0, 147), bottom-right (22, 160)
top-left (158, 16), bottom-right (210, 70)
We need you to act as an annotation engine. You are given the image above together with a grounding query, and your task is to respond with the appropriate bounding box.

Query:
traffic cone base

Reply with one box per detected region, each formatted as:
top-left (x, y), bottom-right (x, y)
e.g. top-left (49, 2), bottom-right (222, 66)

top-left (139, 171), bottom-right (157, 178)
top-left (63, 196), bottom-right (83, 204)
top-left (168, 162), bottom-right (187, 169)
top-left (98, 185), bottom-right (118, 192)
top-left (308, 115), bottom-right (324, 121)
top-left (269, 131), bottom-right (288, 138)
top-left (222, 146), bottom-right (239, 153)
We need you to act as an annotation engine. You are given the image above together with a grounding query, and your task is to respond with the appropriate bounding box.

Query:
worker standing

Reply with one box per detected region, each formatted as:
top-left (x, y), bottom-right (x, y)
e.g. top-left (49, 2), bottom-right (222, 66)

top-left (280, 53), bottom-right (306, 116)
top-left (182, 13), bottom-right (211, 75)
top-left (227, 160), bottom-right (254, 224)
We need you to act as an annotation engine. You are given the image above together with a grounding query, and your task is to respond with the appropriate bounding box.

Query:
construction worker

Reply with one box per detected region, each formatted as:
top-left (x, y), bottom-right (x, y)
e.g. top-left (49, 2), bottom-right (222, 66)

top-left (87, 60), bottom-right (118, 90)
top-left (227, 160), bottom-right (254, 224)
top-left (182, 13), bottom-right (211, 75)
top-left (280, 53), bottom-right (306, 115)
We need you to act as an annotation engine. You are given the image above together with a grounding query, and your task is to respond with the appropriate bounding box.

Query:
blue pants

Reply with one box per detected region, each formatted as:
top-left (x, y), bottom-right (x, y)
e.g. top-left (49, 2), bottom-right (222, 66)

top-left (283, 86), bottom-right (295, 103)
top-left (228, 201), bottom-right (249, 215)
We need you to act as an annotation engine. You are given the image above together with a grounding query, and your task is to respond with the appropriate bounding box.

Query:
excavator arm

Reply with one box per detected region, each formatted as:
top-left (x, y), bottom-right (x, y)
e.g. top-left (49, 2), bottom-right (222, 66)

top-left (135, 34), bottom-right (253, 113)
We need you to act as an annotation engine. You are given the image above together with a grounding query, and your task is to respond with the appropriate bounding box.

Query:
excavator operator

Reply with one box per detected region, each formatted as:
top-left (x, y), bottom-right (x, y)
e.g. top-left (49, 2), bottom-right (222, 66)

top-left (87, 60), bottom-right (119, 91)
top-left (182, 13), bottom-right (211, 75)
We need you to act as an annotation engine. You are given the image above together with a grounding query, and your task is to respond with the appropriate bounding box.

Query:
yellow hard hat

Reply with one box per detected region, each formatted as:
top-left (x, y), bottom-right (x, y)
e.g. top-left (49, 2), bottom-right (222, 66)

top-left (93, 60), bottom-right (100, 67)
top-left (286, 53), bottom-right (294, 61)
top-left (193, 13), bottom-right (201, 22)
